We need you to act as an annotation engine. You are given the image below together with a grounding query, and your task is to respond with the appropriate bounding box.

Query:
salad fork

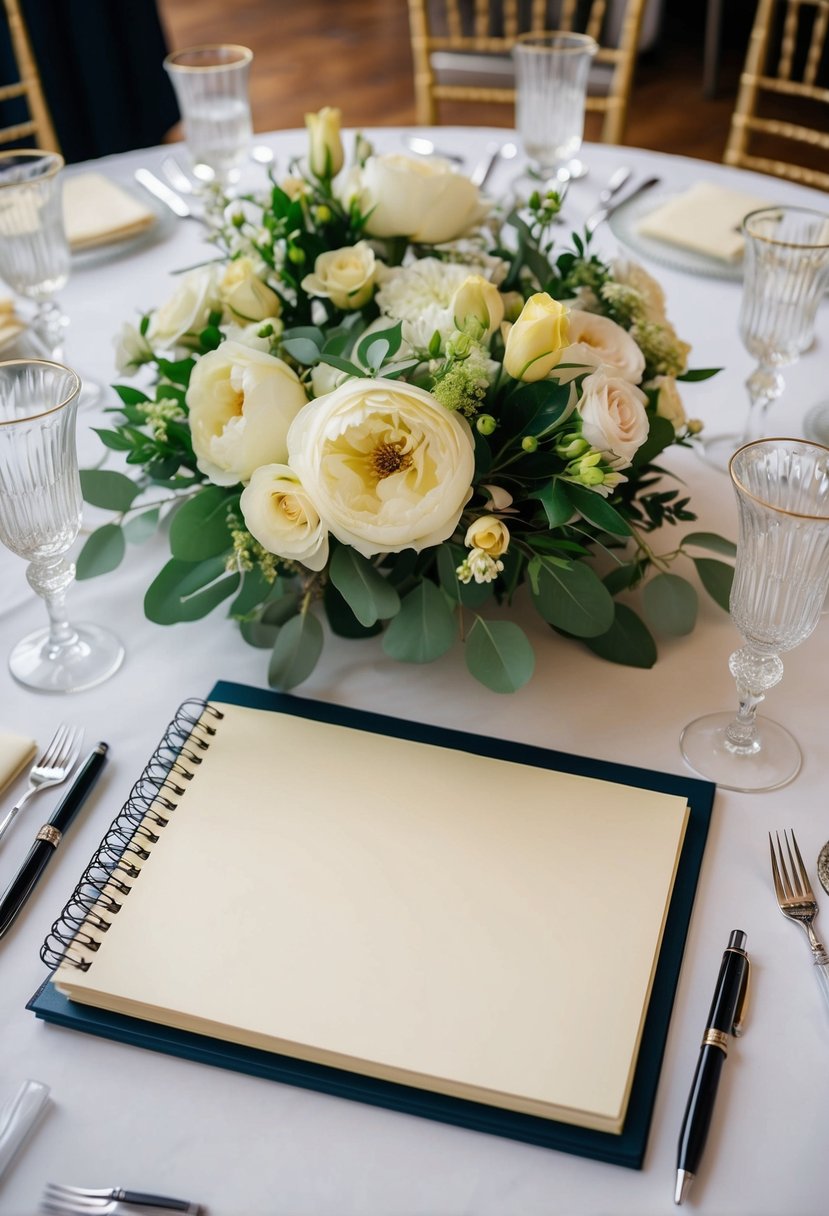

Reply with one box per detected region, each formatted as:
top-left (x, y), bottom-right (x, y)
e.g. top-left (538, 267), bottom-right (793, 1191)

top-left (769, 829), bottom-right (829, 1014)
top-left (42, 1181), bottom-right (204, 1214)
top-left (0, 724), bottom-right (83, 847)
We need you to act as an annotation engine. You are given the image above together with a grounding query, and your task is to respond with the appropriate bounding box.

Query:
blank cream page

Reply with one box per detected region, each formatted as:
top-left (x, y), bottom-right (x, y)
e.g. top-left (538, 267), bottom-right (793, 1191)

top-left (56, 700), bottom-right (689, 1133)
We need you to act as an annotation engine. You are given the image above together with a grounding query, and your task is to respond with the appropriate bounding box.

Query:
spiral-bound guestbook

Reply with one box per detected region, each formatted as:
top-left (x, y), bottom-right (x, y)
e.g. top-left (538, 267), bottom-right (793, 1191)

top-left (31, 680), bottom-right (714, 1168)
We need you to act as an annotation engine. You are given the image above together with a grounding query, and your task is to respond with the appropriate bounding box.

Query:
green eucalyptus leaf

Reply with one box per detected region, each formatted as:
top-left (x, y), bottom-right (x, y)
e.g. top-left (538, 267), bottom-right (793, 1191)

top-left (268, 611), bottom-right (323, 689)
top-left (530, 479), bottom-right (573, 528)
top-left (383, 580), bottom-right (456, 663)
top-left (123, 507), bottom-right (160, 545)
top-left (329, 546), bottom-right (401, 626)
top-left (239, 592), bottom-right (300, 647)
top-left (642, 572), bottom-right (698, 636)
top-left (92, 428), bottom-right (135, 452)
top-left (144, 557), bottom-right (240, 624)
top-left (323, 582), bottom-right (383, 638)
top-left (79, 469), bottom-right (140, 511)
top-left (228, 567), bottom-right (276, 617)
top-left (602, 561), bottom-right (642, 595)
top-left (280, 337), bottom-right (321, 365)
top-left (682, 531), bottom-right (737, 558)
top-left (465, 618), bottom-right (535, 693)
top-left (530, 560), bottom-right (615, 637)
top-left (564, 482), bottom-right (631, 536)
top-left (113, 385), bottom-right (150, 407)
top-left (583, 603), bottom-right (657, 668)
top-left (169, 486), bottom-right (234, 561)
top-left (75, 524), bottom-right (125, 579)
top-left (693, 557), bottom-right (734, 611)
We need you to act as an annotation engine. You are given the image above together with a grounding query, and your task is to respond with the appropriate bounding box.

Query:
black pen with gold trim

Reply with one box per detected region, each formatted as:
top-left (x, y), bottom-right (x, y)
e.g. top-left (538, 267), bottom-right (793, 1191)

top-left (0, 742), bottom-right (108, 942)
top-left (675, 929), bottom-right (750, 1204)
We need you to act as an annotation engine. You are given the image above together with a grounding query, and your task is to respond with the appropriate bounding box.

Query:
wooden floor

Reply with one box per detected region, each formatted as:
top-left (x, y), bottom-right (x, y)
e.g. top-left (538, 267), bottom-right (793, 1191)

top-left (156, 0), bottom-right (748, 164)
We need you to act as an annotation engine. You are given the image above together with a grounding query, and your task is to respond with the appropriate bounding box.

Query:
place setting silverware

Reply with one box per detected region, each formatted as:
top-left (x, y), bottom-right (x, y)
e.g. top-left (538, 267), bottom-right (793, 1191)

top-left (402, 134), bottom-right (465, 165)
top-left (133, 169), bottom-right (206, 226)
top-left (41, 1181), bottom-right (205, 1216)
top-left (0, 724), bottom-right (83, 848)
top-left (768, 829), bottom-right (829, 1014)
top-left (469, 139), bottom-right (518, 191)
top-left (584, 173), bottom-right (660, 235)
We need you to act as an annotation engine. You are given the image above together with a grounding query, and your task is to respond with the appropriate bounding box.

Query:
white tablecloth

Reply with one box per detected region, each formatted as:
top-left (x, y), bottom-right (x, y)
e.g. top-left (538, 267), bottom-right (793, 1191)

top-left (1, 129), bottom-right (828, 1216)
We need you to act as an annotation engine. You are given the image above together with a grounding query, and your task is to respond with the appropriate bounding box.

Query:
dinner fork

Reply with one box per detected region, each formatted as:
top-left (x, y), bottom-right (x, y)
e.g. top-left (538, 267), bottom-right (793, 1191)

top-left (769, 829), bottom-right (829, 1014)
top-left (0, 724), bottom-right (83, 848)
top-left (42, 1181), bottom-right (204, 1215)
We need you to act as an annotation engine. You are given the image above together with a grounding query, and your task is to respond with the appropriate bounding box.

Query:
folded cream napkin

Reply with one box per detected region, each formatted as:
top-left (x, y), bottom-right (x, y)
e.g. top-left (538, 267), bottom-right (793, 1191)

top-left (637, 181), bottom-right (770, 263)
top-left (63, 173), bottom-right (156, 250)
top-left (0, 731), bottom-right (36, 797)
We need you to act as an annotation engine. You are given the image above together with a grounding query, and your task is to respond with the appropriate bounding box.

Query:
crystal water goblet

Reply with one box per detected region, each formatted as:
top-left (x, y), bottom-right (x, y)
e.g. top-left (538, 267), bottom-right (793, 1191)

top-left (702, 207), bottom-right (829, 471)
top-left (680, 438), bottom-right (829, 791)
top-left (163, 44), bottom-right (254, 189)
top-left (512, 31), bottom-right (597, 186)
top-left (0, 359), bottom-right (124, 692)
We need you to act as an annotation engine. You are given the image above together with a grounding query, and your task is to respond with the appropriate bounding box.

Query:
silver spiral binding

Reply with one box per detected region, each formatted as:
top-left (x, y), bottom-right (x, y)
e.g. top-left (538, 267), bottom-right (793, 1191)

top-left (40, 699), bottom-right (225, 972)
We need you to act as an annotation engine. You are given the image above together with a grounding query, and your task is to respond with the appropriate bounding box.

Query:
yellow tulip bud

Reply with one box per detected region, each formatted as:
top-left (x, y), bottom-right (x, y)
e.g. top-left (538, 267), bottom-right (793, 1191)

top-left (305, 107), bottom-right (344, 179)
top-left (503, 293), bottom-right (569, 382)
top-left (451, 274), bottom-right (505, 339)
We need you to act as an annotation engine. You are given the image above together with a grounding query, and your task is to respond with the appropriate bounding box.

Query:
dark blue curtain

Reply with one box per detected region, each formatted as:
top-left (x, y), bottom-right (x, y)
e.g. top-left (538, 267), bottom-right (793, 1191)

top-left (0, 0), bottom-right (180, 163)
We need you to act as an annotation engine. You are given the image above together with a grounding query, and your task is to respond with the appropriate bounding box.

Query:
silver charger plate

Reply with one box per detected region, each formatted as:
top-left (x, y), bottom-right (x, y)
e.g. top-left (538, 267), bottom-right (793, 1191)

top-left (70, 179), bottom-right (177, 270)
top-left (607, 187), bottom-right (744, 282)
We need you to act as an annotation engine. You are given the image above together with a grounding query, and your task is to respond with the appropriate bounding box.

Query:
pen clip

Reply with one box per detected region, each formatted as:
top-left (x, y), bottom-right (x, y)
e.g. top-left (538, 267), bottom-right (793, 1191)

top-left (732, 953), bottom-right (750, 1037)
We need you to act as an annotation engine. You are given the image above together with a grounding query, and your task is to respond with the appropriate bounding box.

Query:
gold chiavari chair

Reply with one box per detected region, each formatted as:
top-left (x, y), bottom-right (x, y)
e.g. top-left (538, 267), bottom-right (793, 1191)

top-left (724, 0), bottom-right (829, 191)
top-left (0, 0), bottom-right (59, 151)
top-left (407, 0), bottom-right (647, 144)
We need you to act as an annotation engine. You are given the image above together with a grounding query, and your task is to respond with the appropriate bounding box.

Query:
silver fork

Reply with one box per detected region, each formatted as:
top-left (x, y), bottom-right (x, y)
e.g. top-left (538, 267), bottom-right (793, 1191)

top-left (769, 829), bottom-right (829, 1015)
top-left (42, 1182), bottom-right (204, 1215)
top-left (0, 724), bottom-right (83, 847)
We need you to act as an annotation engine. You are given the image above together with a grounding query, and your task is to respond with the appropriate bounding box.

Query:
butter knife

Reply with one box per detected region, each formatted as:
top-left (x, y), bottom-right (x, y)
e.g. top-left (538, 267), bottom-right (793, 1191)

top-left (134, 169), bottom-right (204, 225)
top-left (585, 174), bottom-right (660, 235)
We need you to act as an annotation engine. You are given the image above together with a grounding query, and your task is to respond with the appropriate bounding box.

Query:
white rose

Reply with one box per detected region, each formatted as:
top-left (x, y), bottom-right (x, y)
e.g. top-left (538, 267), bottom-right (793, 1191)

top-left (354, 154), bottom-right (487, 244)
top-left (186, 340), bottom-right (308, 486)
top-left (240, 463), bottom-right (328, 571)
top-left (301, 241), bottom-right (376, 311)
top-left (113, 322), bottom-right (152, 376)
top-left (647, 374), bottom-right (687, 432)
top-left (148, 266), bottom-right (220, 349)
top-left (578, 370), bottom-right (649, 468)
top-left (287, 377), bottom-right (475, 558)
top-left (560, 310), bottom-right (645, 383)
top-left (220, 256), bottom-right (282, 323)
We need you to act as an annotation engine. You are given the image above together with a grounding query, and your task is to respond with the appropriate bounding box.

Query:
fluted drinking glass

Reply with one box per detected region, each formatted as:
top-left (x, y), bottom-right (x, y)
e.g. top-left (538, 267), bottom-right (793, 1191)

top-left (680, 438), bottom-right (829, 791)
top-left (0, 359), bottom-right (124, 692)
top-left (702, 207), bottom-right (829, 471)
top-left (512, 32), bottom-right (597, 184)
top-left (164, 44), bottom-right (253, 187)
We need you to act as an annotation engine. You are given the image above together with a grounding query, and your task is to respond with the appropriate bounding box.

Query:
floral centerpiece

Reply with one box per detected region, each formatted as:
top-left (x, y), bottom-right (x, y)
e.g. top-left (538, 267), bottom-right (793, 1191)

top-left (78, 108), bottom-right (733, 692)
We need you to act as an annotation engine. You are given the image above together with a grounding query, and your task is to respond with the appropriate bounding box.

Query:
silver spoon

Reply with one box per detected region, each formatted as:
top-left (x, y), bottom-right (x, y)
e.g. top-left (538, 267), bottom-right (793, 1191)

top-left (818, 841), bottom-right (829, 896)
top-left (403, 135), bottom-right (464, 165)
top-left (470, 140), bottom-right (518, 191)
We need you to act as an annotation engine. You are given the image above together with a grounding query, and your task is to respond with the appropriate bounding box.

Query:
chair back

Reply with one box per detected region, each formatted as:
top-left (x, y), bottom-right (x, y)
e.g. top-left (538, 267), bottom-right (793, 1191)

top-left (407, 0), bottom-right (647, 143)
top-left (0, 0), bottom-right (59, 152)
top-left (725, 0), bottom-right (829, 191)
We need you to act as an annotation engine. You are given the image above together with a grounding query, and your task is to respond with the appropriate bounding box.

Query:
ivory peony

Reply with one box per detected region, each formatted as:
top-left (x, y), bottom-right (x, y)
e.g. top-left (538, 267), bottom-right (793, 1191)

top-left (353, 154), bottom-right (486, 244)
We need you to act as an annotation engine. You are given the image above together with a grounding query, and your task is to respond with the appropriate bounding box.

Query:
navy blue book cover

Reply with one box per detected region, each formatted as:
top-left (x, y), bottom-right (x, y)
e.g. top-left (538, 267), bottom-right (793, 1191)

top-left (29, 679), bottom-right (715, 1169)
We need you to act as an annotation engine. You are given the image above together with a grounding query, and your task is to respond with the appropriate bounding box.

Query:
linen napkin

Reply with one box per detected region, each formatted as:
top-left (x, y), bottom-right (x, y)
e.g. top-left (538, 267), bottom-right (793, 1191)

top-left (0, 731), bottom-right (36, 797)
top-left (63, 173), bottom-right (156, 250)
top-left (636, 181), bottom-right (770, 263)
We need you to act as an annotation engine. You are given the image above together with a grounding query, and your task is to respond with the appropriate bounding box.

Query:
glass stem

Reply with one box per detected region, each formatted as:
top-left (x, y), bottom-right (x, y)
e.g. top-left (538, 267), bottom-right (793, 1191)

top-left (741, 363), bottom-right (785, 446)
top-left (724, 644), bottom-right (784, 755)
top-left (26, 556), bottom-right (79, 658)
top-left (32, 300), bottom-right (67, 361)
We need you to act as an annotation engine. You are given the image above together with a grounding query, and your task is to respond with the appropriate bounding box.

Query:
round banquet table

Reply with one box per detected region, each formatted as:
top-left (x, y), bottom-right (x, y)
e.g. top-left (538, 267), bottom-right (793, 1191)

top-left (1, 128), bottom-right (828, 1216)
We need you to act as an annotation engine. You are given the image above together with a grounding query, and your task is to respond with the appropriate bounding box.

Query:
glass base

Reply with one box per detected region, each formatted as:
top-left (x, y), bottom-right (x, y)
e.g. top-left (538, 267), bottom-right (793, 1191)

top-left (9, 622), bottom-right (124, 693)
top-left (695, 432), bottom-right (743, 473)
top-left (802, 400), bottom-right (829, 446)
top-left (679, 710), bottom-right (802, 792)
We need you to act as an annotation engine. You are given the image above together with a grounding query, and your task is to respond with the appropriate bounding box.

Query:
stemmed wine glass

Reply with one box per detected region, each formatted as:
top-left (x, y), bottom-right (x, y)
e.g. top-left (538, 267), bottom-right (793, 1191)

top-left (0, 359), bottom-right (124, 692)
top-left (680, 438), bottom-right (829, 792)
top-left (512, 31), bottom-right (597, 187)
top-left (702, 207), bottom-right (829, 471)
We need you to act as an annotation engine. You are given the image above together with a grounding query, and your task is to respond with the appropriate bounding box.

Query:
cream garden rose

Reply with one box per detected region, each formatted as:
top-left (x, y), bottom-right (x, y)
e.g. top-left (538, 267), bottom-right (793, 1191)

top-left (578, 370), bottom-right (649, 467)
top-left (287, 377), bottom-right (475, 558)
top-left (147, 266), bottom-right (219, 349)
top-left (219, 256), bottom-right (282, 323)
top-left (465, 515), bottom-right (510, 557)
top-left (503, 293), bottom-right (569, 382)
top-left (353, 154), bottom-right (486, 244)
top-left (187, 341), bottom-right (308, 486)
top-left (240, 464), bottom-right (329, 571)
top-left (561, 310), bottom-right (646, 383)
top-left (301, 241), bottom-right (377, 310)
top-left (305, 106), bottom-right (344, 178)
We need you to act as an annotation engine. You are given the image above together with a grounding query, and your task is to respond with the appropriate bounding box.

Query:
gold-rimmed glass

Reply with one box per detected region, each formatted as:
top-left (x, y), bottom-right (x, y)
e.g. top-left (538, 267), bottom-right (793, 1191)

top-left (0, 359), bottom-right (124, 692)
top-left (702, 207), bottom-right (829, 471)
top-left (163, 44), bottom-right (253, 187)
top-left (512, 31), bottom-right (597, 184)
top-left (680, 438), bottom-right (829, 791)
